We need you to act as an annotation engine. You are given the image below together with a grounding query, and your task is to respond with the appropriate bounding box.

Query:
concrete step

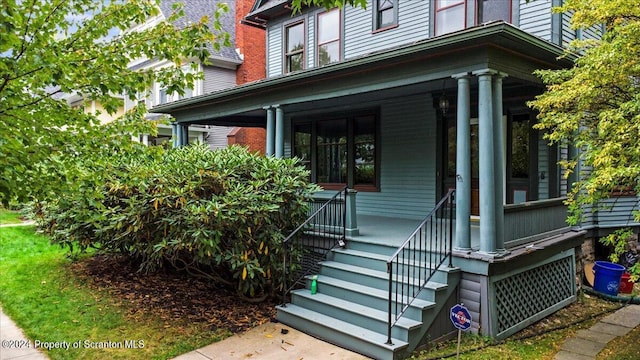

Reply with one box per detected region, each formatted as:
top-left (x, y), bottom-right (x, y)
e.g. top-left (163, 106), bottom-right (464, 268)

top-left (332, 248), bottom-right (459, 283)
top-left (319, 260), bottom-right (448, 302)
top-left (291, 289), bottom-right (422, 341)
top-left (313, 275), bottom-right (435, 321)
top-left (277, 304), bottom-right (408, 360)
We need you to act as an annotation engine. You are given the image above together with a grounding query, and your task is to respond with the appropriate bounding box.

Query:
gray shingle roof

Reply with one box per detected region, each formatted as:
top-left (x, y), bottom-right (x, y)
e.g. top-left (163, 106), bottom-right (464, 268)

top-left (158, 0), bottom-right (241, 62)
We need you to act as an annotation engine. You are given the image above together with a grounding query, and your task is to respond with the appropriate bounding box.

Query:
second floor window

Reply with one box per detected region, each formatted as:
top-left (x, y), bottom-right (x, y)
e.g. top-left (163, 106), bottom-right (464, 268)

top-left (477, 0), bottom-right (511, 23)
top-left (435, 0), bottom-right (465, 36)
top-left (317, 9), bottom-right (340, 66)
top-left (286, 22), bottom-right (305, 73)
top-left (375, 0), bottom-right (397, 30)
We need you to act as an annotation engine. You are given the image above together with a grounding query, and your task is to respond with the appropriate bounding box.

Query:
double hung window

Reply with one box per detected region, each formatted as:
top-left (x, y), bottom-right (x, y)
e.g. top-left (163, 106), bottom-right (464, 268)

top-left (317, 9), bottom-right (340, 66)
top-left (435, 0), bottom-right (512, 36)
top-left (285, 22), bottom-right (305, 73)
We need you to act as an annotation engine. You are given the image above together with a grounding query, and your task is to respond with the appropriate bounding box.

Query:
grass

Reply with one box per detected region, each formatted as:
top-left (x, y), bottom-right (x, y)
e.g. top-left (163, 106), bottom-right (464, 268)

top-left (0, 225), bottom-right (228, 360)
top-left (0, 208), bottom-right (23, 224)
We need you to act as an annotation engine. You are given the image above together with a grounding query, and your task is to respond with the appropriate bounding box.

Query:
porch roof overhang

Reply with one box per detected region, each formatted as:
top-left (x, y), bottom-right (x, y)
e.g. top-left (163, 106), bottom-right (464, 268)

top-left (152, 21), bottom-right (576, 126)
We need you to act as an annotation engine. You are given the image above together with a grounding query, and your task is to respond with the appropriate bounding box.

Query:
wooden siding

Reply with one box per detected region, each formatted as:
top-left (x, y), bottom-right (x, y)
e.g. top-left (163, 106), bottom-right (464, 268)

top-left (580, 196), bottom-right (640, 230)
top-left (518, 0), bottom-right (552, 42)
top-left (205, 126), bottom-right (234, 149)
top-left (459, 273), bottom-right (483, 333)
top-left (343, 1), bottom-right (429, 60)
top-left (356, 94), bottom-right (437, 219)
top-left (561, 11), bottom-right (575, 47)
top-left (266, 23), bottom-right (284, 77)
top-left (202, 66), bottom-right (237, 94)
top-left (537, 133), bottom-right (549, 200)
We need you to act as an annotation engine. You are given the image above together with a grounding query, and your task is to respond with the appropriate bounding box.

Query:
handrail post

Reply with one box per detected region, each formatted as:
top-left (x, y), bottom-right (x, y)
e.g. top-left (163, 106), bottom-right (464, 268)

top-left (448, 191), bottom-right (454, 268)
top-left (386, 261), bottom-right (393, 345)
top-left (345, 188), bottom-right (359, 237)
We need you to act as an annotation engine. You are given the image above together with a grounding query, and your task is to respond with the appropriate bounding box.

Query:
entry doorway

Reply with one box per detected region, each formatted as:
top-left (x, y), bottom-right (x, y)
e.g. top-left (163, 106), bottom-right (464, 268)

top-left (442, 111), bottom-right (538, 215)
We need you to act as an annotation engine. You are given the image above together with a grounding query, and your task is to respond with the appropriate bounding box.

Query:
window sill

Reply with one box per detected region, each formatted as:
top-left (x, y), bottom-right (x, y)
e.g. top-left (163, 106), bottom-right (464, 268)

top-left (372, 24), bottom-right (398, 34)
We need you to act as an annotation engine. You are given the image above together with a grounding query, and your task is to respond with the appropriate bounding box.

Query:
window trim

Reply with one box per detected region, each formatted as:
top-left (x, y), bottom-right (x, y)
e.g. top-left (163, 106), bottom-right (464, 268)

top-left (284, 20), bottom-right (306, 73)
top-left (373, 0), bottom-right (398, 32)
top-left (292, 110), bottom-right (380, 192)
top-left (316, 8), bottom-right (341, 67)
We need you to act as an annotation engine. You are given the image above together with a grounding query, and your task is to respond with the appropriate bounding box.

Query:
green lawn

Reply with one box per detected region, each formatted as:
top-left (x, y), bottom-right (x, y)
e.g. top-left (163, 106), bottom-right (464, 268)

top-left (0, 208), bottom-right (23, 224)
top-left (0, 225), bottom-right (227, 360)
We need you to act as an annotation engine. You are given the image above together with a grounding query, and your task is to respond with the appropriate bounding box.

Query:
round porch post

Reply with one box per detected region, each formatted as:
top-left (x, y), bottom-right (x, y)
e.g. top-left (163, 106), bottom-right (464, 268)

top-left (492, 73), bottom-right (507, 252)
top-left (265, 106), bottom-right (275, 156)
top-left (453, 73), bottom-right (472, 251)
top-left (474, 69), bottom-right (497, 255)
top-left (275, 106), bottom-right (284, 158)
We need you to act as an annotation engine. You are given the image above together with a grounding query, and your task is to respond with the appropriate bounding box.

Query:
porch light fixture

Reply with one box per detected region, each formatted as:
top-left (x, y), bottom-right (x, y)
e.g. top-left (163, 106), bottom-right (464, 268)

top-left (439, 92), bottom-right (450, 117)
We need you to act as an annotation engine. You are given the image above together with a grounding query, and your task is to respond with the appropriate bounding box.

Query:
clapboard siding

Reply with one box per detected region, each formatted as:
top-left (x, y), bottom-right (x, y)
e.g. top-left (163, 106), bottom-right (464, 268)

top-left (205, 126), bottom-right (234, 150)
top-left (459, 273), bottom-right (483, 333)
top-left (202, 66), bottom-right (237, 94)
top-left (343, 1), bottom-right (429, 60)
top-left (266, 22), bottom-right (283, 77)
top-left (519, 0), bottom-right (552, 41)
top-left (538, 133), bottom-right (549, 200)
top-left (590, 197), bottom-right (640, 229)
top-left (561, 11), bottom-right (575, 47)
top-left (356, 94), bottom-right (437, 219)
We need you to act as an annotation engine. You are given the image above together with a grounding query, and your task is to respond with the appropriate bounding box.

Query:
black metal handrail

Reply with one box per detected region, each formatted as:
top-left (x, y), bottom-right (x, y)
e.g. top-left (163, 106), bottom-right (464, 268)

top-left (281, 187), bottom-right (348, 305)
top-left (385, 189), bottom-right (455, 345)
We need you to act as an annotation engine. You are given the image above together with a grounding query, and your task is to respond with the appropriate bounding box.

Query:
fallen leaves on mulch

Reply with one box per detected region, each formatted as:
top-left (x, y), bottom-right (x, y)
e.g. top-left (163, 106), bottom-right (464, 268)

top-left (70, 254), bottom-right (277, 334)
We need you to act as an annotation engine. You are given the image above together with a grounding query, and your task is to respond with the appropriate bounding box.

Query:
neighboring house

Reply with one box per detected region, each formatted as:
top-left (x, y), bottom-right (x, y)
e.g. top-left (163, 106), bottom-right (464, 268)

top-left (63, 92), bottom-right (125, 125)
top-left (127, 0), bottom-right (266, 152)
top-left (153, 1), bottom-right (640, 359)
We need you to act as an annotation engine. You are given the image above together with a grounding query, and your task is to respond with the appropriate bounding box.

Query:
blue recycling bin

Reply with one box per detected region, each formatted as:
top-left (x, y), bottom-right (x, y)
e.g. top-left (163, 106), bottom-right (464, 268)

top-left (593, 261), bottom-right (626, 296)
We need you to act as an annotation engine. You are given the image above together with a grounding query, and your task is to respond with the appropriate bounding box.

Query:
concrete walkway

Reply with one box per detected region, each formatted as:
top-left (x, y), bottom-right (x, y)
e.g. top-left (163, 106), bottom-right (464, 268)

top-left (0, 307), bottom-right (48, 360)
top-left (554, 304), bottom-right (640, 360)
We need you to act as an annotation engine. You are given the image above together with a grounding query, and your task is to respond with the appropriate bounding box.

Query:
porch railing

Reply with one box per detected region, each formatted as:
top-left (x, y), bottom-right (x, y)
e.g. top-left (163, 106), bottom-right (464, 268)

top-left (385, 189), bottom-right (455, 345)
top-left (281, 187), bottom-right (347, 305)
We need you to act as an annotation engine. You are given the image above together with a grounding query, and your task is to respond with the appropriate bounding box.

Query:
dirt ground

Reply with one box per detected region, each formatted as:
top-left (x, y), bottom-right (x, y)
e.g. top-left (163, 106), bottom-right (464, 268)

top-left (70, 253), bottom-right (633, 342)
top-left (71, 254), bottom-right (278, 334)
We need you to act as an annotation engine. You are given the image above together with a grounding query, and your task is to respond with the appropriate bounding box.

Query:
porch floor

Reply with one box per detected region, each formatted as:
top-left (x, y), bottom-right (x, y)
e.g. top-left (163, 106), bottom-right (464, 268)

top-left (349, 214), bottom-right (481, 249)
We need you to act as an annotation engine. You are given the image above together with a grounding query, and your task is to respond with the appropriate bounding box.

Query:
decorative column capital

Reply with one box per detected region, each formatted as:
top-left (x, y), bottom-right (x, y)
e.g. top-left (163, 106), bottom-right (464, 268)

top-left (472, 68), bottom-right (498, 77)
top-left (451, 71), bottom-right (471, 80)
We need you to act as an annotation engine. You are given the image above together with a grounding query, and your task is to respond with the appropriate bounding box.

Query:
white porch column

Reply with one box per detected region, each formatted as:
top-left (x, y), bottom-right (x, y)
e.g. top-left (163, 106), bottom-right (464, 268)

top-left (453, 72), bottom-right (472, 251)
top-left (265, 106), bottom-right (275, 156)
top-left (275, 106), bottom-right (284, 158)
top-left (473, 69), bottom-right (497, 255)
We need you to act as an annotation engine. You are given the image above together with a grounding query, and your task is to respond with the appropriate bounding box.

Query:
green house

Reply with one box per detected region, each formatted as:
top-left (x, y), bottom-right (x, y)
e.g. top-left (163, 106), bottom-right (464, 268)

top-left (153, 1), bottom-right (639, 359)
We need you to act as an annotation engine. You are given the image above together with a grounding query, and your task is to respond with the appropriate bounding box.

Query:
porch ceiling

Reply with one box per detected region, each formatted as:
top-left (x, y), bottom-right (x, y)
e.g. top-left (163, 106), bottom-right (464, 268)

top-left (152, 22), bottom-right (574, 125)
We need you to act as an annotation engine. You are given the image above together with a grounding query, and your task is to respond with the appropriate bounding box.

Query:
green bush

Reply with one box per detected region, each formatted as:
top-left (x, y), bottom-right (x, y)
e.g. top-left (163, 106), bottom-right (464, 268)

top-left (33, 144), bottom-right (318, 300)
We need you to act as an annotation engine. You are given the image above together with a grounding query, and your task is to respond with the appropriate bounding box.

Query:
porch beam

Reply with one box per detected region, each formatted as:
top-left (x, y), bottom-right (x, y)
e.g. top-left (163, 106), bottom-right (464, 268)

top-left (492, 73), bottom-right (508, 253)
top-left (474, 69), bottom-right (498, 255)
top-left (453, 72), bottom-right (472, 251)
top-left (275, 106), bottom-right (284, 158)
top-left (265, 106), bottom-right (275, 156)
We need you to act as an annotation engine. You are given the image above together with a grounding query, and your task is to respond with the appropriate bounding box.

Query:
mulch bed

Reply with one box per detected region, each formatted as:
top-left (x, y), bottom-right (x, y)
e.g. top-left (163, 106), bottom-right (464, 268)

top-left (70, 254), bottom-right (278, 334)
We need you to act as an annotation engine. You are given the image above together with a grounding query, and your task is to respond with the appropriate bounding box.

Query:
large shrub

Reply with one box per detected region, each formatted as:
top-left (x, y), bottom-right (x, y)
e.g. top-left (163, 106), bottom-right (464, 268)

top-left (34, 144), bottom-right (318, 300)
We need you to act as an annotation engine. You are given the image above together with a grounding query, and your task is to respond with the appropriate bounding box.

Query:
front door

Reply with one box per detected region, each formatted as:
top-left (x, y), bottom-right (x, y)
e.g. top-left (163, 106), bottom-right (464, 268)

top-left (442, 111), bottom-right (538, 214)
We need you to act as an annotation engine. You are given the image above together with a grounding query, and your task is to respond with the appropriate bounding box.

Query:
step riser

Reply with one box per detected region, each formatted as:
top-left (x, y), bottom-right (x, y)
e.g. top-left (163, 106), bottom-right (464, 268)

top-left (277, 308), bottom-right (401, 360)
top-left (291, 292), bottom-right (417, 341)
top-left (319, 265), bottom-right (442, 302)
top-left (332, 251), bottom-right (451, 284)
top-left (318, 280), bottom-right (427, 321)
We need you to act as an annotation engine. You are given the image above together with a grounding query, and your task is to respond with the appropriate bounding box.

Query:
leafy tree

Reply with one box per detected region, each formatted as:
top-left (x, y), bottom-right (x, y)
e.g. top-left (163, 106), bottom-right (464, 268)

top-left (290, 0), bottom-right (367, 13)
top-left (0, 0), bottom-right (226, 205)
top-left (529, 0), bottom-right (640, 224)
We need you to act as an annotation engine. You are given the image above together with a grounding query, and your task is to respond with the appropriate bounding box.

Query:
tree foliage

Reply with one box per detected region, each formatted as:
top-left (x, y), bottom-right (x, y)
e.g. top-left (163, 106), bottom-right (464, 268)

top-left (529, 0), bottom-right (640, 224)
top-left (0, 0), bottom-right (225, 205)
top-left (290, 0), bottom-right (367, 13)
top-left (32, 144), bottom-right (318, 300)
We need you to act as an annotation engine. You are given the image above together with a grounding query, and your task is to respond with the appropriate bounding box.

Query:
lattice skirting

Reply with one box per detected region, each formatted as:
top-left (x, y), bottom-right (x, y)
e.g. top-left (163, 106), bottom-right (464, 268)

top-left (491, 250), bottom-right (576, 338)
